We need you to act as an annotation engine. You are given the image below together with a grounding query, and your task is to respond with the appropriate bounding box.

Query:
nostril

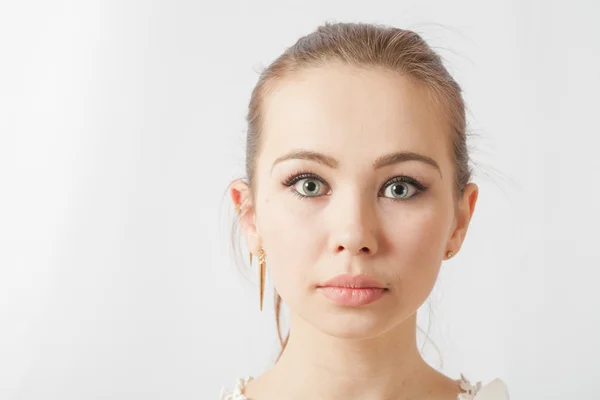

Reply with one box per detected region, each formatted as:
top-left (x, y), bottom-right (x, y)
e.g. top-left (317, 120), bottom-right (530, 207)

top-left (335, 246), bottom-right (371, 254)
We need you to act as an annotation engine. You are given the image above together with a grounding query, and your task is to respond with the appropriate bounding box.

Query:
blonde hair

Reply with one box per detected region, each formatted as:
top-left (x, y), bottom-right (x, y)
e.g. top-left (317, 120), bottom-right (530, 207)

top-left (232, 21), bottom-right (473, 363)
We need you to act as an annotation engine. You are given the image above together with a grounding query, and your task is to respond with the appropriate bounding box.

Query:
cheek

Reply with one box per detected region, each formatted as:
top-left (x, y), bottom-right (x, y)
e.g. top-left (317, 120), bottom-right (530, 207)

top-left (257, 196), bottom-right (324, 301)
top-left (384, 205), bottom-right (449, 293)
top-left (387, 203), bottom-right (449, 257)
top-left (259, 195), bottom-right (323, 249)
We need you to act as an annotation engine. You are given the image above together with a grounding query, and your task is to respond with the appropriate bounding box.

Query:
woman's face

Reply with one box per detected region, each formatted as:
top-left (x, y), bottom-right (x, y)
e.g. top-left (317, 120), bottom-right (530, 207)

top-left (235, 63), bottom-right (477, 338)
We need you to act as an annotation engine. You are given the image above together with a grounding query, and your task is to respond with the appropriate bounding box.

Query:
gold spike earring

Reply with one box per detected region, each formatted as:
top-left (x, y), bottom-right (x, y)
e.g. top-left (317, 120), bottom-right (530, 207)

top-left (236, 203), bottom-right (266, 310)
top-left (257, 248), bottom-right (266, 311)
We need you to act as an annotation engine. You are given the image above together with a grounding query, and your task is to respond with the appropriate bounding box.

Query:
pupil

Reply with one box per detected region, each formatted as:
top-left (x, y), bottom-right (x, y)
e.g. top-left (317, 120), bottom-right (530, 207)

top-left (393, 184), bottom-right (407, 197)
top-left (304, 181), bottom-right (317, 194)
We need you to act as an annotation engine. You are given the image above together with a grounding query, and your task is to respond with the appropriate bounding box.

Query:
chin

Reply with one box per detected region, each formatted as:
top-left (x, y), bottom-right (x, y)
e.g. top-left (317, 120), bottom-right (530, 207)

top-left (302, 306), bottom-right (400, 339)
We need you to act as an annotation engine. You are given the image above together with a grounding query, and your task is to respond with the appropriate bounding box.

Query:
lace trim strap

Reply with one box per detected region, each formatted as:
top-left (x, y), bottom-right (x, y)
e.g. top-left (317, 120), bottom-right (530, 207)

top-left (220, 373), bottom-right (505, 400)
top-left (219, 376), bottom-right (252, 400)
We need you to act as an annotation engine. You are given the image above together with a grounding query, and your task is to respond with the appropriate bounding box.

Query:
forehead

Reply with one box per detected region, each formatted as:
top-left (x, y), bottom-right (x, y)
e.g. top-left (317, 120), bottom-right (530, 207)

top-left (259, 64), bottom-right (452, 172)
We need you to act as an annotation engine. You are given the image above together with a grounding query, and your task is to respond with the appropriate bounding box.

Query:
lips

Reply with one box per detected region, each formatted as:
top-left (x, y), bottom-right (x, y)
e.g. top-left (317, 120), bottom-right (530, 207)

top-left (318, 274), bottom-right (386, 289)
top-left (317, 274), bottom-right (388, 306)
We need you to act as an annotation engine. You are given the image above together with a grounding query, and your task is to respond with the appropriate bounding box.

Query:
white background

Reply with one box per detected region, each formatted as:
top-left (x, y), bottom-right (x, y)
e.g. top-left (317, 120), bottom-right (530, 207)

top-left (1, 1), bottom-right (599, 399)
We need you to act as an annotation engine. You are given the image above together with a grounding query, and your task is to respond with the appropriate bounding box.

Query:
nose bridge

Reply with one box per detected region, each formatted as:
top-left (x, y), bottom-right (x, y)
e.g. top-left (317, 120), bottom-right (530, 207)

top-left (327, 184), bottom-right (379, 256)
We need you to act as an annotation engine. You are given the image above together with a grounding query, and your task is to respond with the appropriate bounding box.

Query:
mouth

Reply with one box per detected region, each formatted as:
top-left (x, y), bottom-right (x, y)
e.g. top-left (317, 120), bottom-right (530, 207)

top-left (316, 274), bottom-right (388, 306)
top-left (316, 286), bottom-right (388, 307)
top-left (318, 273), bottom-right (387, 289)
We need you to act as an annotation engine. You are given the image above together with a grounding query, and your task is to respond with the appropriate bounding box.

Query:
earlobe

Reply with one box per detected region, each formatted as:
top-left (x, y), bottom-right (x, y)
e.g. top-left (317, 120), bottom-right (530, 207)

top-left (246, 230), bottom-right (261, 254)
top-left (244, 219), bottom-right (262, 255)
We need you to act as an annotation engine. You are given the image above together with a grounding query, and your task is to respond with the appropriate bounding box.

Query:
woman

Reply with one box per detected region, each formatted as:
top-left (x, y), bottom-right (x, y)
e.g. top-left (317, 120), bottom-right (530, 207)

top-left (224, 22), bottom-right (509, 400)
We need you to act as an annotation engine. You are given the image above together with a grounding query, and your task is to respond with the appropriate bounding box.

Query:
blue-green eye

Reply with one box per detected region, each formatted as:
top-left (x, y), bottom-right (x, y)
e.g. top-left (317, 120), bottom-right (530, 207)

top-left (380, 176), bottom-right (426, 201)
top-left (382, 181), bottom-right (413, 199)
top-left (282, 171), bottom-right (427, 201)
top-left (282, 172), bottom-right (330, 199)
top-left (295, 178), bottom-right (325, 197)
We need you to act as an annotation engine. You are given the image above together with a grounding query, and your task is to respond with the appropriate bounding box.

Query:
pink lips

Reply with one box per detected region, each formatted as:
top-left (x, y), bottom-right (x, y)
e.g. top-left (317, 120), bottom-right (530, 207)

top-left (317, 274), bottom-right (388, 306)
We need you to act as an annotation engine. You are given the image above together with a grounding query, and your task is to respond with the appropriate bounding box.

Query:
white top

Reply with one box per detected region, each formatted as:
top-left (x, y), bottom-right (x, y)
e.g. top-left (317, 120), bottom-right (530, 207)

top-left (220, 373), bottom-right (509, 400)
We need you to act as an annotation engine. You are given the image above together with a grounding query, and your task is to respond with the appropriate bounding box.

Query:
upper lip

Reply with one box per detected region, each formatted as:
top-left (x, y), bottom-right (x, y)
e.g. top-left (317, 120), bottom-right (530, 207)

top-left (318, 274), bottom-right (386, 289)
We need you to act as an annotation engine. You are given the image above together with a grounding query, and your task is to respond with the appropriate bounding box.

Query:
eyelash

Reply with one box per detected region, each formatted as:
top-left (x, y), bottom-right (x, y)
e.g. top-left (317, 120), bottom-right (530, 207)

top-left (281, 170), bottom-right (428, 201)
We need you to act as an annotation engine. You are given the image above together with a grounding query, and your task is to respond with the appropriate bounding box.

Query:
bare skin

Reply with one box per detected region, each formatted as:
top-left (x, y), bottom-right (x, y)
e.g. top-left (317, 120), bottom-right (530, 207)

top-left (230, 63), bottom-right (478, 400)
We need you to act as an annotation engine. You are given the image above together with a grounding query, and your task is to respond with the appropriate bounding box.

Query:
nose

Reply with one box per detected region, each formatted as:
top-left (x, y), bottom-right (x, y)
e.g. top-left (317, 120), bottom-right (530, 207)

top-left (327, 190), bottom-right (379, 256)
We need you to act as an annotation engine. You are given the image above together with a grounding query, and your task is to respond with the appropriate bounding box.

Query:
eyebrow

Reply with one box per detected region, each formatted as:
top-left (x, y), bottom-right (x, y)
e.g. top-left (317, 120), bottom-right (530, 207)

top-left (271, 149), bottom-right (442, 178)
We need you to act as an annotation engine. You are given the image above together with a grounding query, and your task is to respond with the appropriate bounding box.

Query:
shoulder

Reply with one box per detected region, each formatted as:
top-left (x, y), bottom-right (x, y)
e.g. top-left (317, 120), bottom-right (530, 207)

top-left (458, 374), bottom-right (510, 400)
top-left (219, 374), bottom-right (509, 400)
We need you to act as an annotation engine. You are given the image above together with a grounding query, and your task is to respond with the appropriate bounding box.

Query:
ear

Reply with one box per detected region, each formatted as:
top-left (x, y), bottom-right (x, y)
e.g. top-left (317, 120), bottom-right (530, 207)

top-left (447, 183), bottom-right (479, 255)
top-left (229, 179), bottom-right (261, 254)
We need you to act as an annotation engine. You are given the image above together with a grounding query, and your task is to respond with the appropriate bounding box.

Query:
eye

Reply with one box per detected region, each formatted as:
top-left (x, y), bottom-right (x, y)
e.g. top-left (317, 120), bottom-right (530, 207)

top-left (294, 177), bottom-right (327, 197)
top-left (282, 172), bottom-right (330, 198)
top-left (380, 176), bottom-right (425, 201)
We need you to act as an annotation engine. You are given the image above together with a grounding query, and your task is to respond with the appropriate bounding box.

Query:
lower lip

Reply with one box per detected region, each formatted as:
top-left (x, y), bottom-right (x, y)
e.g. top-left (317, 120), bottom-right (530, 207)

top-left (317, 287), bottom-right (387, 306)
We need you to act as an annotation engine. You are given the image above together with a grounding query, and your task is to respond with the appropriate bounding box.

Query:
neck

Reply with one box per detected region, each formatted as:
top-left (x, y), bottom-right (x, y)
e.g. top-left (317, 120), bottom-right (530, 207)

top-left (256, 312), bottom-right (439, 400)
